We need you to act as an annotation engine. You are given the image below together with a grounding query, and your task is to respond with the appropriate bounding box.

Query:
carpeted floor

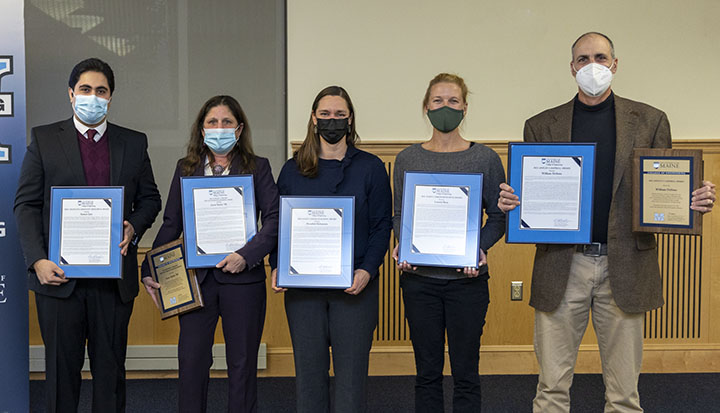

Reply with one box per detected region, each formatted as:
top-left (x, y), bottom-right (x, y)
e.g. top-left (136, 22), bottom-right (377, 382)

top-left (29, 373), bottom-right (720, 412)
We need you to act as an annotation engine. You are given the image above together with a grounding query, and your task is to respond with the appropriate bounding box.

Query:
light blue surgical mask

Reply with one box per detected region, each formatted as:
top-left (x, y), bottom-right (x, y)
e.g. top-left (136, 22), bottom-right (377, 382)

top-left (203, 128), bottom-right (238, 155)
top-left (73, 94), bottom-right (109, 125)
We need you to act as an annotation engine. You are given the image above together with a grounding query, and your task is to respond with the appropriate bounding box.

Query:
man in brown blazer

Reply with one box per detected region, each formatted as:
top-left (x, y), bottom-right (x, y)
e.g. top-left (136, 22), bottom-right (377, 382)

top-left (498, 32), bottom-right (716, 412)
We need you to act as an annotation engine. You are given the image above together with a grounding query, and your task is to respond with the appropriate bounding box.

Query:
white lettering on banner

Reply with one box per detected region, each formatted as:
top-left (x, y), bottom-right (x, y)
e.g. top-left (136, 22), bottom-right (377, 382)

top-left (0, 275), bottom-right (6, 304)
top-left (0, 56), bottom-right (13, 117)
top-left (0, 221), bottom-right (5, 237)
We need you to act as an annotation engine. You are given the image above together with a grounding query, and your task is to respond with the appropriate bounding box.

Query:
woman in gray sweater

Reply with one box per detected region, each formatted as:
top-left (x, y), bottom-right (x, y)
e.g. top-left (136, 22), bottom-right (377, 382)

top-left (392, 73), bottom-right (506, 412)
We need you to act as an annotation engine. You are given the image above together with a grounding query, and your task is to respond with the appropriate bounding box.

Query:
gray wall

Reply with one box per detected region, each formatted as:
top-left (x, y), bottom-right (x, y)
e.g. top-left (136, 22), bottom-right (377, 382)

top-left (24, 0), bottom-right (286, 246)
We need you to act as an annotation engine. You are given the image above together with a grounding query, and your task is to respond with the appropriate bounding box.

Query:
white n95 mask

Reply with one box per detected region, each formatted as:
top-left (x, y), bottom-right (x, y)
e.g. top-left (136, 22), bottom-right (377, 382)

top-left (574, 62), bottom-right (614, 97)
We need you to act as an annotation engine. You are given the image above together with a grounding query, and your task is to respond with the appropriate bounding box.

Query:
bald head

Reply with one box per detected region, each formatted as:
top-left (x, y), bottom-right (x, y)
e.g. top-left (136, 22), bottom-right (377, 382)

top-left (571, 32), bottom-right (615, 59)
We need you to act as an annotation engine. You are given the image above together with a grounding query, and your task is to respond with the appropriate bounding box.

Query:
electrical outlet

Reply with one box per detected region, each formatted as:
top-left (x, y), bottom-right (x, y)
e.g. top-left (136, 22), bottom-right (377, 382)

top-left (511, 281), bottom-right (523, 301)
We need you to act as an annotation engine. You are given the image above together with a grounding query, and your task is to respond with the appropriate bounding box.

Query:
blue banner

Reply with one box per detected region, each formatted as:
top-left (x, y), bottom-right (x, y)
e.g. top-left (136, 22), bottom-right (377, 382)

top-left (0, 1), bottom-right (29, 412)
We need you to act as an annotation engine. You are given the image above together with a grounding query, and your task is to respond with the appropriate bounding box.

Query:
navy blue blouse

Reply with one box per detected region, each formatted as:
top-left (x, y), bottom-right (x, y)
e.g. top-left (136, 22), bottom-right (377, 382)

top-left (271, 145), bottom-right (392, 279)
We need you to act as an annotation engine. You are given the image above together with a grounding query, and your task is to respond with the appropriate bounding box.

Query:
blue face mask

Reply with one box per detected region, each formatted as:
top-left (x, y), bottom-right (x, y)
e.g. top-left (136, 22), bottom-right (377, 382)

top-left (73, 94), bottom-right (109, 125)
top-left (203, 128), bottom-right (238, 155)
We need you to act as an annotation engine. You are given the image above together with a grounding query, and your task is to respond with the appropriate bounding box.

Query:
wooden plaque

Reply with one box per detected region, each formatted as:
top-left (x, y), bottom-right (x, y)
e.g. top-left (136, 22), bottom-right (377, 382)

top-left (632, 148), bottom-right (703, 235)
top-left (146, 239), bottom-right (204, 319)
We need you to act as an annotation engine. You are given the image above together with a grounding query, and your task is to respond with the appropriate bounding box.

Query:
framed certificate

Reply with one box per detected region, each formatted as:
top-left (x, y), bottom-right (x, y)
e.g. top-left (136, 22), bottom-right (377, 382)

top-left (398, 172), bottom-right (483, 268)
top-left (48, 186), bottom-right (124, 278)
top-left (633, 148), bottom-right (703, 235)
top-left (506, 143), bottom-right (596, 244)
top-left (276, 196), bottom-right (355, 289)
top-left (146, 239), bottom-right (203, 319)
top-left (181, 175), bottom-right (257, 268)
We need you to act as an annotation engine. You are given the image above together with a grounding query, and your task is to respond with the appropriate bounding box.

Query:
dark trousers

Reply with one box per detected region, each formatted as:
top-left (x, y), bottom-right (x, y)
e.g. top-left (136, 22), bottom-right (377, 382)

top-left (177, 272), bottom-right (266, 413)
top-left (35, 279), bottom-right (134, 413)
top-left (400, 273), bottom-right (490, 413)
top-left (284, 278), bottom-right (379, 413)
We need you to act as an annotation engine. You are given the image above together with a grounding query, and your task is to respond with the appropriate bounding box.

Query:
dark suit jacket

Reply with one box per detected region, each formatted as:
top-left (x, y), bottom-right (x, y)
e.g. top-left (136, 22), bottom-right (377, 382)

top-left (524, 95), bottom-right (671, 314)
top-left (14, 118), bottom-right (162, 303)
top-left (141, 155), bottom-right (279, 284)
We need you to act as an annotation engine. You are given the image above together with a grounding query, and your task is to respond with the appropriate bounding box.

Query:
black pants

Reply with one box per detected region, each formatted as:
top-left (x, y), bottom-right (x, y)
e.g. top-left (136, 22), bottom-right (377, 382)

top-left (284, 278), bottom-right (378, 413)
top-left (400, 273), bottom-right (490, 413)
top-left (35, 279), bottom-right (133, 413)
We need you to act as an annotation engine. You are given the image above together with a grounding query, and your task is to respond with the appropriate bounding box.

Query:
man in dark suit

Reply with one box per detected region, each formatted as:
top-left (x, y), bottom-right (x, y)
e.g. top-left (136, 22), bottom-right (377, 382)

top-left (498, 33), bottom-right (715, 412)
top-left (14, 58), bottom-right (161, 412)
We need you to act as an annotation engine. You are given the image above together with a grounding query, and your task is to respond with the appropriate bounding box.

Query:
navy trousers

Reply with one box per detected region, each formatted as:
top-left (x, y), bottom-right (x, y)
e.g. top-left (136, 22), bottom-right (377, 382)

top-left (177, 272), bottom-right (266, 413)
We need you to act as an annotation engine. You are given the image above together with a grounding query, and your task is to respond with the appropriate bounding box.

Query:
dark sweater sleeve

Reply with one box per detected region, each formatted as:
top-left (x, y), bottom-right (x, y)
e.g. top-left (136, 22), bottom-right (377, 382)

top-left (479, 149), bottom-right (506, 253)
top-left (268, 160), bottom-right (293, 270)
top-left (358, 158), bottom-right (392, 278)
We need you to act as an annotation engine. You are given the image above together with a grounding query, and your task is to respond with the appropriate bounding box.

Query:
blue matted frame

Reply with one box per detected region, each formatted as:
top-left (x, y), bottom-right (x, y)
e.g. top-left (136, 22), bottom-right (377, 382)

top-left (277, 196), bottom-right (355, 289)
top-left (506, 142), bottom-right (596, 244)
top-left (181, 175), bottom-right (257, 268)
top-left (49, 186), bottom-right (124, 278)
top-left (398, 171), bottom-right (483, 268)
top-left (638, 155), bottom-right (695, 230)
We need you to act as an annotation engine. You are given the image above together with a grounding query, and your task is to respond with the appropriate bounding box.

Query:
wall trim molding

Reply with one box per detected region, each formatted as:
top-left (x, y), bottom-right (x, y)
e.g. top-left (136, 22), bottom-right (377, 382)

top-left (365, 344), bottom-right (720, 376)
top-left (252, 344), bottom-right (720, 376)
top-left (30, 343), bottom-right (717, 376)
top-left (28, 343), bottom-right (267, 372)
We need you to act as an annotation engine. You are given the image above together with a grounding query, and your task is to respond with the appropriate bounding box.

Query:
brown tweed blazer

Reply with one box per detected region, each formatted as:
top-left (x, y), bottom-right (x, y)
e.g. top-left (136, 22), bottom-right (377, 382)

top-left (524, 94), bottom-right (671, 314)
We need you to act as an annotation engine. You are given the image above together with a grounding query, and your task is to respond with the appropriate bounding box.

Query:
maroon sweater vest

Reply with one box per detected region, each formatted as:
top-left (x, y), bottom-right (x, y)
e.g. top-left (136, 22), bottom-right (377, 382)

top-left (76, 130), bottom-right (110, 186)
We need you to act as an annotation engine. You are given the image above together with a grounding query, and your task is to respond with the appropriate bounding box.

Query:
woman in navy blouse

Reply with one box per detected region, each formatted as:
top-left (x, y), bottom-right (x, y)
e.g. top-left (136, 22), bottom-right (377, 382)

top-left (141, 95), bottom-right (279, 412)
top-left (270, 86), bottom-right (392, 412)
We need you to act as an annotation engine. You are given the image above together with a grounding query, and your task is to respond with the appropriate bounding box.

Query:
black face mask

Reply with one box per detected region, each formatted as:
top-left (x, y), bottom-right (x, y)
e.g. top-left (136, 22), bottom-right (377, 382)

top-left (316, 117), bottom-right (349, 144)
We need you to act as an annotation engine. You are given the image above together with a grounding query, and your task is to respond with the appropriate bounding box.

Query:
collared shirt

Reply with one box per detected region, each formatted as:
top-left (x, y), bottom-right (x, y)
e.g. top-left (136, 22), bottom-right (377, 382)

top-left (203, 156), bottom-right (230, 176)
top-left (73, 116), bottom-right (107, 142)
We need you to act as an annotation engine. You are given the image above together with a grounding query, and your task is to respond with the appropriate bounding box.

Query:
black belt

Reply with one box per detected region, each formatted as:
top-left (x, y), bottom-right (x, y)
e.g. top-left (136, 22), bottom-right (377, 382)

top-left (576, 242), bottom-right (608, 256)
